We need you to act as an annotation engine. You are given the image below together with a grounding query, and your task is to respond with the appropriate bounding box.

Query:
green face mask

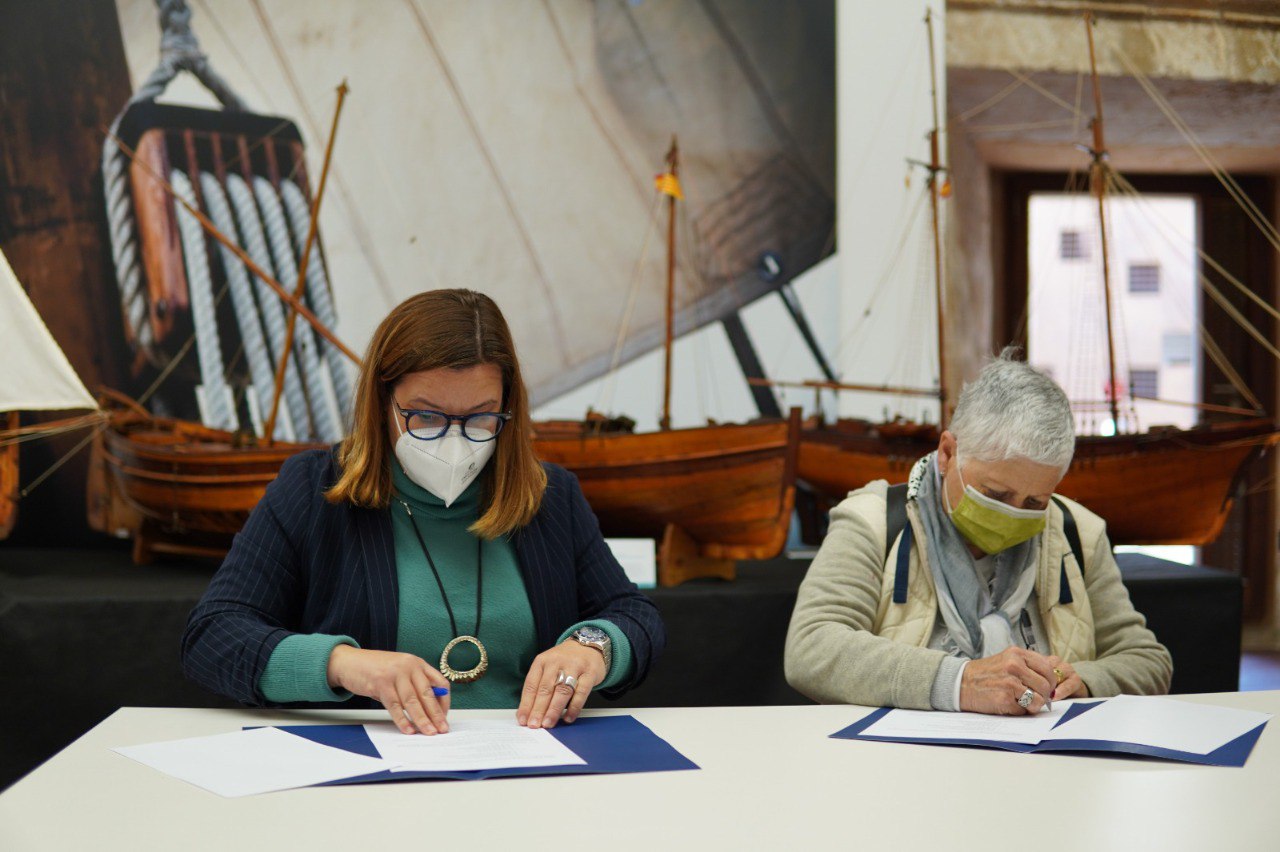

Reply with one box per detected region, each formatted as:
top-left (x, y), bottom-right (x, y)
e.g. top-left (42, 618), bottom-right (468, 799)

top-left (944, 463), bottom-right (1047, 554)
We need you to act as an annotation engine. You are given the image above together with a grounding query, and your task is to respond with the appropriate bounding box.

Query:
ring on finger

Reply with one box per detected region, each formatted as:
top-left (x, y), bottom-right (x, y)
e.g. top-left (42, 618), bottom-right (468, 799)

top-left (1017, 687), bottom-right (1036, 709)
top-left (1053, 667), bottom-right (1066, 685)
top-left (555, 670), bottom-right (567, 685)
top-left (562, 674), bottom-right (578, 691)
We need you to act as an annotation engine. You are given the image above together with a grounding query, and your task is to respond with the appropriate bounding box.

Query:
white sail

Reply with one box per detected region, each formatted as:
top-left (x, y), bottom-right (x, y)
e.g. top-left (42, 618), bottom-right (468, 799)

top-left (0, 248), bottom-right (97, 413)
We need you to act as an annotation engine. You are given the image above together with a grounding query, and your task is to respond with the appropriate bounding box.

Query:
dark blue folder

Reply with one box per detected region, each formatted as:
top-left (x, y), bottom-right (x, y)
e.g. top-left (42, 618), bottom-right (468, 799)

top-left (831, 702), bottom-right (1267, 767)
top-left (264, 714), bottom-right (699, 784)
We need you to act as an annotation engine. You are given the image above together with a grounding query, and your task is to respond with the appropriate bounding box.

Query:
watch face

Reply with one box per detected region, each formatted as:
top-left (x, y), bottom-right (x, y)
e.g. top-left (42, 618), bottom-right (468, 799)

top-left (576, 626), bottom-right (608, 644)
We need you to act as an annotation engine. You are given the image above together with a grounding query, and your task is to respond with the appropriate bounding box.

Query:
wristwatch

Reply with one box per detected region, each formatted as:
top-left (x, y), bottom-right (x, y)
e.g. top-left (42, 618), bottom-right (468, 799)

top-left (572, 626), bottom-right (612, 671)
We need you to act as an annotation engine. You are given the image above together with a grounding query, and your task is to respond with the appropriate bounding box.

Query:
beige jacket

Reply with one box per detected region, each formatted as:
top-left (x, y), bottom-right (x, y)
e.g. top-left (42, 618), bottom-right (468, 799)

top-left (785, 480), bottom-right (1173, 709)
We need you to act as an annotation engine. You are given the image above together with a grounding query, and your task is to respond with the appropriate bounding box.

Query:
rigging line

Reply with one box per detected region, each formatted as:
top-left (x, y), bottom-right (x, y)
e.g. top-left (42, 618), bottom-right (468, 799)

top-left (1108, 170), bottom-right (1280, 327)
top-left (16, 422), bottom-right (107, 500)
top-left (1007, 69), bottom-right (1086, 119)
top-left (956, 77), bottom-right (1026, 123)
top-left (964, 118), bottom-right (1079, 134)
top-left (844, 26), bottom-right (926, 198)
top-left (136, 279), bottom-right (231, 409)
top-left (834, 187), bottom-right (929, 367)
top-left (1200, 322), bottom-right (1265, 412)
top-left (540, 0), bottom-right (650, 209)
top-left (1099, 177), bottom-right (1139, 425)
top-left (694, 0), bottom-right (829, 199)
top-left (1098, 188), bottom-right (1208, 422)
top-left (596, 193), bottom-right (664, 415)
top-left (247, 0), bottom-right (396, 307)
top-left (1202, 277), bottom-right (1280, 363)
top-left (402, 0), bottom-right (571, 363)
top-left (666, 175), bottom-right (745, 338)
top-left (189, 0), bottom-right (279, 110)
top-left (1115, 49), bottom-right (1280, 255)
top-left (0, 416), bottom-right (108, 449)
top-left (688, 204), bottom-right (760, 421)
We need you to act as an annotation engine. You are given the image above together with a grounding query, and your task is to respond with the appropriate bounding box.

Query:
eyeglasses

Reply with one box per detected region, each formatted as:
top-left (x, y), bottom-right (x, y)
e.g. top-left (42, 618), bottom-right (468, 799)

top-left (395, 405), bottom-right (512, 442)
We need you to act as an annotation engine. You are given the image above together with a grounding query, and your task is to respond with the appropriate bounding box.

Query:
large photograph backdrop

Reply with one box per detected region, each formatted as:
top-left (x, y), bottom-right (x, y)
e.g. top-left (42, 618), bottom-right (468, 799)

top-left (115, 0), bottom-right (835, 403)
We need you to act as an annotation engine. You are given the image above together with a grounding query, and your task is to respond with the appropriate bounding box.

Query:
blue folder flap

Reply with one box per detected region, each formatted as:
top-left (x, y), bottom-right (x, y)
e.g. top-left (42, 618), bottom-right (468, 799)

top-left (269, 715), bottom-right (699, 784)
top-left (831, 703), bottom-right (1267, 767)
top-left (1030, 702), bottom-right (1268, 767)
top-left (829, 707), bottom-right (1039, 754)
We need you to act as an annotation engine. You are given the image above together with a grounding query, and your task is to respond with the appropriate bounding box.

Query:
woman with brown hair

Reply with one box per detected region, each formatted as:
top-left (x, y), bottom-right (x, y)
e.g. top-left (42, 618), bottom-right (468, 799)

top-left (182, 289), bottom-right (664, 734)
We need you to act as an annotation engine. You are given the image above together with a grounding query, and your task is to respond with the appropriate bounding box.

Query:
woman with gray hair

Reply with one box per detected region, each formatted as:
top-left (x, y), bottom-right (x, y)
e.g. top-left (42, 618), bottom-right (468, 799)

top-left (785, 350), bottom-right (1172, 714)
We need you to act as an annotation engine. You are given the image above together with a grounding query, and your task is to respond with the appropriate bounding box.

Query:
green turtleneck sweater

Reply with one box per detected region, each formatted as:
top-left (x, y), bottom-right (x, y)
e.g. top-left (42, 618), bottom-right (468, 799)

top-left (258, 461), bottom-right (634, 706)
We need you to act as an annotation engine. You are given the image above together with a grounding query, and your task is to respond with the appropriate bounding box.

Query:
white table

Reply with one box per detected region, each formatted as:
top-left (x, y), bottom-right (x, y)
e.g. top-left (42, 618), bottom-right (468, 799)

top-left (3, 693), bottom-right (1278, 851)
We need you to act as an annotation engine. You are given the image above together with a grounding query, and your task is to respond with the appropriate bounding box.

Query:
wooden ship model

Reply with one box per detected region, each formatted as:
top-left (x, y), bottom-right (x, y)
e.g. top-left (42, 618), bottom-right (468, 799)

top-left (533, 139), bottom-right (801, 585)
top-left (776, 11), bottom-right (1278, 547)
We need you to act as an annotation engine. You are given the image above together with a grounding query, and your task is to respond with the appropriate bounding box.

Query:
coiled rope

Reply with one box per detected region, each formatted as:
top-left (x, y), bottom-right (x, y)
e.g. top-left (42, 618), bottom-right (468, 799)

top-left (225, 174), bottom-right (314, 440)
top-left (253, 177), bottom-right (343, 443)
top-left (170, 170), bottom-right (237, 431)
top-left (280, 180), bottom-right (354, 427)
top-left (199, 172), bottom-right (297, 441)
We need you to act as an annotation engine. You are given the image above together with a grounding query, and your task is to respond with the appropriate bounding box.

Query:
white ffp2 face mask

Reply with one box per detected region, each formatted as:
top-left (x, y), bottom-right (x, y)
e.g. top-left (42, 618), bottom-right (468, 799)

top-left (393, 415), bottom-right (496, 507)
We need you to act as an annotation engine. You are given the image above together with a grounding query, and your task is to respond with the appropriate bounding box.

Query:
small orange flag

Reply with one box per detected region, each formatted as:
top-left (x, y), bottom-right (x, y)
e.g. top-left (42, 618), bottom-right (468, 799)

top-left (654, 172), bottom-right (683, 200)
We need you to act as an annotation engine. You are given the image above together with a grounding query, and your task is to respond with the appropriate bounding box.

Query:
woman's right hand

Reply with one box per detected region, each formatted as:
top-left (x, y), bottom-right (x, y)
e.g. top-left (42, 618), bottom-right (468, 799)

top-left (327, 645), bottom-right (451, 735)
top-left (959, 646), bottom-right (1057, 715)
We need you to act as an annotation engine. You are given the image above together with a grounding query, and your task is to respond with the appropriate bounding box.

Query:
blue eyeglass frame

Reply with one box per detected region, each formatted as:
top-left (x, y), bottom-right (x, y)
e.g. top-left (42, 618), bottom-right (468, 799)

top-left (396, 407), bottom-right (512, 442)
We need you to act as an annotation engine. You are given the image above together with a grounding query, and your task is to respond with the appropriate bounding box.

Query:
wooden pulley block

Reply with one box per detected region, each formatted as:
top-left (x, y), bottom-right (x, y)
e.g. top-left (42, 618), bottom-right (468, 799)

top-left (113, 102), bottom-right (313, 369)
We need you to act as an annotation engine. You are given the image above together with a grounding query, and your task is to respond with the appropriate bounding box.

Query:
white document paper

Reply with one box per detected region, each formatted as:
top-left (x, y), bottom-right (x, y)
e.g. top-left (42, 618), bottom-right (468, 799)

top-left (860, 703), bottom-right (1073, 745)
top-left (364, 719), bottom-right (587, 772)
top-left (112, 727), bottom-right (393, 798)
top-left (1040, 694), bottom-right (1271, 755)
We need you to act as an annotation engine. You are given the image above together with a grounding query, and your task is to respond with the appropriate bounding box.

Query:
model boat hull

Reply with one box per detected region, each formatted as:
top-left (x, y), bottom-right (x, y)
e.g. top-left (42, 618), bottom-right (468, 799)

top-left (534, 414), bottom-right (800, 561)
top-left (89, 404), bottom-right (325, 559)
top-left (0, 412), bottom-right (17, 539)
top-left (799, 418), bottom-right (1278, 546)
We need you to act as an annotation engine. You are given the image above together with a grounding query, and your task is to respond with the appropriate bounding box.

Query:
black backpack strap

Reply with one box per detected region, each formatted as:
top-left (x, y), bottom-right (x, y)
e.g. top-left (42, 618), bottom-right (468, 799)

top-left (1051, 496), bottom-right (1085, 605)
top-left (885, 483), bottom-right (911, 604)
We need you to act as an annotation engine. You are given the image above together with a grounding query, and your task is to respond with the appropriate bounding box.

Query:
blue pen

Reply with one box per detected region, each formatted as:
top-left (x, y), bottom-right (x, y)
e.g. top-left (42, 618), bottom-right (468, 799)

top-left (432, 687), bottom-right (450, 698)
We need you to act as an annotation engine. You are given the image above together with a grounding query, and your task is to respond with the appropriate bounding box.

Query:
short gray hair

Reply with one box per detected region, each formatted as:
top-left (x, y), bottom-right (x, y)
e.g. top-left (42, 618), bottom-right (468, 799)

top-left (949, 348), bottom-right (1075, 472)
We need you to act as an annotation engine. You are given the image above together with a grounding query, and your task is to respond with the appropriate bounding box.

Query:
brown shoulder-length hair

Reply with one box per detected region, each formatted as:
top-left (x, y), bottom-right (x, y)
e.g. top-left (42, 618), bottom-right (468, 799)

top-left (326, 289), bottom-right (546, 538)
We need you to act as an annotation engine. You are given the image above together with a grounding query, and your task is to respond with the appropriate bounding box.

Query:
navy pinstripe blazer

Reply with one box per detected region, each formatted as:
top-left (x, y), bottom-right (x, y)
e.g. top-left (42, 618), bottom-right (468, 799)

top-left (182, 449), bottom-right (665, 708)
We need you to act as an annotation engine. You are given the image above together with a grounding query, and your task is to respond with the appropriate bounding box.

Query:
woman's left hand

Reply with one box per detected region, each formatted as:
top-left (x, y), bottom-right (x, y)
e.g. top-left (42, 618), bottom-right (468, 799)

top-left (517, 639), bottom-right (608, 729)
top-left (1046, 656), bottom-right (1088, 700)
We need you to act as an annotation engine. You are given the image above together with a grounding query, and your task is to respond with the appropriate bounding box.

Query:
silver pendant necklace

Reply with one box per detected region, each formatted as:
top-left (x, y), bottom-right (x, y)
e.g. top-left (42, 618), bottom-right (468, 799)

top-left (397, 499), bottom-right (488, 683)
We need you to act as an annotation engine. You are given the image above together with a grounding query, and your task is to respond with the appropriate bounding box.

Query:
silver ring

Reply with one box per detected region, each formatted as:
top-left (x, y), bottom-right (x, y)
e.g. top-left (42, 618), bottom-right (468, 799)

top-left (563, 675), bottom-right (578, 691)
top-left (555, 670), bottom-right (567, 685)
top-left (1017, 688), bottom-right (1035, 709)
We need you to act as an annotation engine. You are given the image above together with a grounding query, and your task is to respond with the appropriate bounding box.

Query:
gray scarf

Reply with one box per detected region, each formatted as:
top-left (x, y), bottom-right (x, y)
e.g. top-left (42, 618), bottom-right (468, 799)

top-left (910, 453), bottom-right (1040, 659)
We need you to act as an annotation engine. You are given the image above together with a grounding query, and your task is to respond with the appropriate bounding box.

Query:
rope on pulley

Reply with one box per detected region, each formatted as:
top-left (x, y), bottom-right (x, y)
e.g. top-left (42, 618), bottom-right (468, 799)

top-left (254, 177), bottom-right (344, 444)
top-left (199, 172), bottom-right (297, 441)
top-left (280, 180), bottom-right (354, 427)
top-left (224, 173), bottom-right (314, 441)
top-left (170, 170), bottom-right (238, 432)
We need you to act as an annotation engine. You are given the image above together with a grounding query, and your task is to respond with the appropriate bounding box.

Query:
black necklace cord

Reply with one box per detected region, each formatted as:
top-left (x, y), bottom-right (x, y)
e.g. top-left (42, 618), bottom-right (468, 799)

top-left (397, 500), bottom-right (483, 639)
